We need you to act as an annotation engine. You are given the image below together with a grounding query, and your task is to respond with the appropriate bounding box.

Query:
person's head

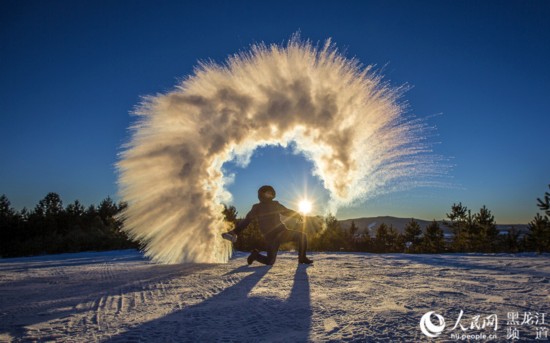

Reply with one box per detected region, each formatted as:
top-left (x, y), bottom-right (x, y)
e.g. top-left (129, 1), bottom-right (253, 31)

top-left (258, 185), bottom-right (276, 202)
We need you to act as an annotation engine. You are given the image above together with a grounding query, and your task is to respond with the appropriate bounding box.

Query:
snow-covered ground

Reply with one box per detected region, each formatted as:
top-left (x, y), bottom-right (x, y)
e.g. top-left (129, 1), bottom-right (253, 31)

top-left (0, 250), bottom-right (548, 342)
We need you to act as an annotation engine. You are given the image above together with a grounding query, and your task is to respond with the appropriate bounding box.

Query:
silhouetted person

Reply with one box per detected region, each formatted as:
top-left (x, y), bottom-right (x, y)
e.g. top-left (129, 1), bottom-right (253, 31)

top-left (223, 185), bottom-right (313, 265)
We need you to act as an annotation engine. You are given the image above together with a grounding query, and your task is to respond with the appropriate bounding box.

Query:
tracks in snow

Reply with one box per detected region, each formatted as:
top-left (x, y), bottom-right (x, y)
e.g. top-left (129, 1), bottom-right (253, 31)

top-left (0, 250), bottom-right (548, 342)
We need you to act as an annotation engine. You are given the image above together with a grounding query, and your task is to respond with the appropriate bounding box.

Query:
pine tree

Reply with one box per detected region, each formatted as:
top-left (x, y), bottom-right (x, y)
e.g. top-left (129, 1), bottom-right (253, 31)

top-left (446, 202), bottom-right (468, 223)
top-left (66, 200), bottom-right (86, 218)
top-left (62, 200), bottom-right (87, 251)
top-left (446, 203), bottom-right (470, 252)
top-left (35, 192), bottom-right (64, 217)
top-left (526, 185), bottom-right (550, 253)
top-left (473, 205), bottom-right (499, 252)
top-left (355, 228), bottom-right (372, 252)
top-left (403, 219), bottom-right (423, 253)
top-left (222, 205), bottom-right (238, 226)
top-left (26, 192), bottom-right (66, 253)
top-left (373, 223), bottom-right (403, 253)
top-left (315, 214), bottom-right (350, 251)
top-left (387, 225), bottom-right (404, 252)
top-left (98, 197), bottom-right (118, 230)
top-left (348, 220), bottom-right (359, 251)
top-left (527, 214), bottom-right (549, 253)
top-left (537, 184), bottom-right (550, 216)
top-left (0, 195), bottom-right (20, 257)
top-left (500, 226), bottom-right (521, 253)
top-left (349, 220), bottom-right (358, 237)
top-left (422, 220), bottom-right (445, 253)
top-left (0, 195), bottom-right (14, 216)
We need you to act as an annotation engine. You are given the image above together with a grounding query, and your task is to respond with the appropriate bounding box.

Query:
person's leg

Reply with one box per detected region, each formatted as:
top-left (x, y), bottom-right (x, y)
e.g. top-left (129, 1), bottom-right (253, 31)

top-left (254, 239), bottom-right (280, 265)
top-left (279, 229), bottom-right (312, 264)
top-left (278, 229), bottom-right (307, 257)
top-left (247, 249), bottom-right (259, 265)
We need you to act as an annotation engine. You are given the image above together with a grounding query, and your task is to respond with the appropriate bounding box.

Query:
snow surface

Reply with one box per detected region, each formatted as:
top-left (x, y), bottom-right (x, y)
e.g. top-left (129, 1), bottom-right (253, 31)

top-left (0, 250), bottom-right (548, 342)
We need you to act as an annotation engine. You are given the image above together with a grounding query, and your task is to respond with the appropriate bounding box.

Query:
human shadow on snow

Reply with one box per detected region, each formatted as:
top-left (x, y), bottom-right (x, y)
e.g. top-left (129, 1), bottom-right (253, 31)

top-left (106, 264), bottom-right (312, 342)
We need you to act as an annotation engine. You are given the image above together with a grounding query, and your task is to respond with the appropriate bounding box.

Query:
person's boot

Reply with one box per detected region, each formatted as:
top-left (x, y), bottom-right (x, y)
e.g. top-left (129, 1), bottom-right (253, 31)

top-left (297, 233), bottom-right (311, 264)
top-left (299, 256), bottom-right (313, 264)
top-left (247, 249), bottom-right (259, 265)
top-left (222, 231), bottom-right (237, 243)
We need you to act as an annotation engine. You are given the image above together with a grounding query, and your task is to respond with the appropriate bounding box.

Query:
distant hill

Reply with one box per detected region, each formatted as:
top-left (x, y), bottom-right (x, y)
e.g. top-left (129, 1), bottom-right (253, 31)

top-left (286, 215), bottom-right (528, 238)
top-left (338, 216), bottom-right (528, 236)
top-left (339, 216), bottom-right (441, 235)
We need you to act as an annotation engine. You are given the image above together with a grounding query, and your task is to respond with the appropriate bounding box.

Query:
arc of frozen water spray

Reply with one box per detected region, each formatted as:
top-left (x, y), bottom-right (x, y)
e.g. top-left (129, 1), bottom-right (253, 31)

top-left (117, 37), bottom-right (440, 264)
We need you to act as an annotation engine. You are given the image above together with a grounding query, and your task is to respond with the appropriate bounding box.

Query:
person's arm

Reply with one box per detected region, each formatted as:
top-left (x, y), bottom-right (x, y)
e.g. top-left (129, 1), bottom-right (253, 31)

top-left (277, 202), bottom-right (302, 220)
top-left (233, 205), bottom-right (256, 234)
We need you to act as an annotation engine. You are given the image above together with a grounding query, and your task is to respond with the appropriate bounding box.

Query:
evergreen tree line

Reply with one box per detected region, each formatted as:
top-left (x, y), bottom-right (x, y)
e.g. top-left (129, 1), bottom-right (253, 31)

top-left (224, 185), bottom-right (550, 254)
top-left (2, 184), bottom-right (548, 258)
top-left (0, 192), bottom-right (138, 258)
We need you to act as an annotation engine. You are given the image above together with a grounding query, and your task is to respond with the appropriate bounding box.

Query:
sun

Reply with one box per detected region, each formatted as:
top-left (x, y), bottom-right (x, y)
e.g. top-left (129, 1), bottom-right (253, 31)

top-left (298, 199), bottom-right (312, 215)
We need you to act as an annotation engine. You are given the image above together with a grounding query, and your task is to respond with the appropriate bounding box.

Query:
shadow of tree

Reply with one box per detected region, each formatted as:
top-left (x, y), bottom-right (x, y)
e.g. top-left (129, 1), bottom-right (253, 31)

top-left (106, 264), bottom-right (312, 342)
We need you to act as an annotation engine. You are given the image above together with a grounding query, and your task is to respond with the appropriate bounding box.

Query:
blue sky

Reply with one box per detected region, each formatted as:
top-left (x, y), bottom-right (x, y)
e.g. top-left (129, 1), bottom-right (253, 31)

top-left (1, 0), bottom-right (549, 223)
